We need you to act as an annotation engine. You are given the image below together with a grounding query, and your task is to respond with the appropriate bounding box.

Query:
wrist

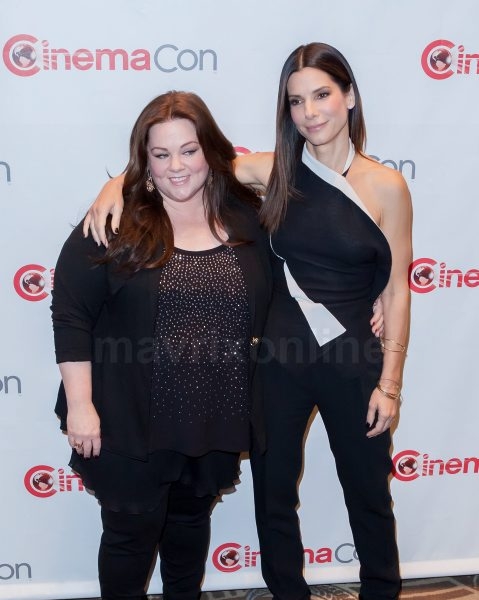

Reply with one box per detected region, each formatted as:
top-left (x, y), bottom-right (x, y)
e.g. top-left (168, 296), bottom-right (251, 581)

top-left (378, 377), bottom-right (401, 392)
top-left (376, 377), bottom-right (402, 401)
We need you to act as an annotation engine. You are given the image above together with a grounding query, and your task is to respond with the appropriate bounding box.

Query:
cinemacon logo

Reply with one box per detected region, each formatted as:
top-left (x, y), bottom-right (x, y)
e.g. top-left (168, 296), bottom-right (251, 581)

top-left (212, 541), bottom-right (358, 572)
top-left (392, 450), bottom-right (479, 482)
top-left (422, 39), bottom-right (479, 80)
top-left (13, 264), bottom-right (54, 301)
top-left (3, 34), bottom-right (217, 77)
top-left (0, 562), bottom-right (31, 581)
top-left (24, 465), bottom-right (85, 498)
top-left (409, 257), bottom-right (479, 294)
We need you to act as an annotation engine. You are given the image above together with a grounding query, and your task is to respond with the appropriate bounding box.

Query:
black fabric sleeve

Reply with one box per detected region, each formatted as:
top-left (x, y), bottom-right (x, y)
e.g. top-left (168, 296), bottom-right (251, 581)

top-left (51, 219), bottom-right (109, 364)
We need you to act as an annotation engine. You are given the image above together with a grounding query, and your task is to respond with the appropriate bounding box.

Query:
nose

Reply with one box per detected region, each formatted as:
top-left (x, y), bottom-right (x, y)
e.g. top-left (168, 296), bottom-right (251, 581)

top-left (304, 98), bottom-right (316, 120)
top-left (169, 153), bottom-right (183, 171)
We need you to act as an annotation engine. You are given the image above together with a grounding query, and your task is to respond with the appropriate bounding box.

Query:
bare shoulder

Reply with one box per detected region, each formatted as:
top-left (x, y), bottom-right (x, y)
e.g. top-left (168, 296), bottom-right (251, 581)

top-left (355, 155), bottom-right (411, 213)
top-left (234, 151), bottom-right (274, 188)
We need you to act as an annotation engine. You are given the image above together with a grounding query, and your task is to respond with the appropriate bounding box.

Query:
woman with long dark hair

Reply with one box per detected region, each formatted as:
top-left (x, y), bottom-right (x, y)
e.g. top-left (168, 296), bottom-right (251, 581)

top-left (52, 90), bottom-right (271, 600)
top-left (84, 43), bottom-right (411, 600)
top-left (242, 43), bottom-right (411, 600)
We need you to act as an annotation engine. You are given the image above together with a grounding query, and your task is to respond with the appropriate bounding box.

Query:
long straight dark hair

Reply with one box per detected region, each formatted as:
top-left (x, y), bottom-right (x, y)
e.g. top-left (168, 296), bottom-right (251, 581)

top-left (103, 91), bottom-right (260, 272)
top-left (260, 42), bottom-right (367, 233)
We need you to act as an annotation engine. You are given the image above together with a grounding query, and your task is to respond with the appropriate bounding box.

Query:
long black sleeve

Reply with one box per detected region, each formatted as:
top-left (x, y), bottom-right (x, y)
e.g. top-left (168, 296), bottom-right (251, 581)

top-left (51, 220), bottom-right (109, 364)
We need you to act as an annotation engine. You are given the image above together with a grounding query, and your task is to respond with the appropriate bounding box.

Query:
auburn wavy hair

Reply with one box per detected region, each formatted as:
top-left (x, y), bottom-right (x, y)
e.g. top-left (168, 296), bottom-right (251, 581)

top-left (102, 91), bottom-right (260, 272)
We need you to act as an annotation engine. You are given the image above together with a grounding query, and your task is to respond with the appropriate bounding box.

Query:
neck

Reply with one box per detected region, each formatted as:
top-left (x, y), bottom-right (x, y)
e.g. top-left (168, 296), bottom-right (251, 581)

top-left (305, 130), bottom-right (352, 173)
top-left (163, 195), bottom-right (207, 223)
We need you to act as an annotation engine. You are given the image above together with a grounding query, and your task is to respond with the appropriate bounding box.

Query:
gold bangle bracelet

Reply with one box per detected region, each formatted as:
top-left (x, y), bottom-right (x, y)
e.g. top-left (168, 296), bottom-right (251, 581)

top-left (376, 383), bottom-right (401, 401)
top-left (380, 337), bottom-right (407, 353)
top-left (379, 377), bottom-right (401, 389)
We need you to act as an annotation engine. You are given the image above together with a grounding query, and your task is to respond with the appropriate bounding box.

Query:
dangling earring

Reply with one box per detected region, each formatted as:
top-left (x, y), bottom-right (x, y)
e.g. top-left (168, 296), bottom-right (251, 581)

top-left (146, 170), bottom-right (155, 193)
top-left (207, 170), bottom-right (213, 186)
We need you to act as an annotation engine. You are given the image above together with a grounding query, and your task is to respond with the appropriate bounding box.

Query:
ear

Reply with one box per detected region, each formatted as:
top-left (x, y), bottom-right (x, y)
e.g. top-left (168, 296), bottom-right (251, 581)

top-left (346, 84), bottom-right (356, 110)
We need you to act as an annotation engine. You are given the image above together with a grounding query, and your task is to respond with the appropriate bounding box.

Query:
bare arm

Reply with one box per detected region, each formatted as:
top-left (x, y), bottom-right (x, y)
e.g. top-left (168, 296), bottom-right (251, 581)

top-left (370, 296), bottom-right (384, 337)
top-left (233, 152), bottom-right (274, 191)
top-left (83, 174), bottom-right (125, 247)
top-left (59, 361), bottom-right (101, 458)
top-left (83, 152), bottom-right (275, 247)
top-left (366, 169), bottom-right (412, 438)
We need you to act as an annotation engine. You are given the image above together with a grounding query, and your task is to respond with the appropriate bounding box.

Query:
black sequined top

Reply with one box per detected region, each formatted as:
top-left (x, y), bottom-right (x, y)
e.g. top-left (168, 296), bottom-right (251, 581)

top-left (149, 245), bottom-right (251, 456)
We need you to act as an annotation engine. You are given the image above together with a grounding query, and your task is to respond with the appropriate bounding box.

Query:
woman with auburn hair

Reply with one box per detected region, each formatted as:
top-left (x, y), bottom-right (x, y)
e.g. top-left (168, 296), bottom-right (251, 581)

top-left (51, 90), bottom-right (271, 600)
top-left (84, 42), bottom-right (411, 600)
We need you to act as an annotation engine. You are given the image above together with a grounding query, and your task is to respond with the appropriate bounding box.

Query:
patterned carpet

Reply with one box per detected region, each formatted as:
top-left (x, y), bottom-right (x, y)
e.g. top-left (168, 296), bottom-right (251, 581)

top-left (146, 575), bottom-right (479, 600)
top-left (73, 575), bottom-right (479, 599)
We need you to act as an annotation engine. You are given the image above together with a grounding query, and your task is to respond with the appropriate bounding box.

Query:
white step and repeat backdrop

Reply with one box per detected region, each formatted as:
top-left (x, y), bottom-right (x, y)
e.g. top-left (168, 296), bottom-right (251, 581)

top-left (1, 1), bottom-right (479, 598)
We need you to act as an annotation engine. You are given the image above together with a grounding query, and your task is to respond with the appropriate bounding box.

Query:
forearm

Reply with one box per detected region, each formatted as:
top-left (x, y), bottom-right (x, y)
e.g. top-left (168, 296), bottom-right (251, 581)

top-left (233, 152), bottom-right (273, 188)
top-left (59, 361), bottom-right (93, 409)
top-left (379, 287), bottom-right (410, 385)
top-left (59, 361), bottom-right (101, 457)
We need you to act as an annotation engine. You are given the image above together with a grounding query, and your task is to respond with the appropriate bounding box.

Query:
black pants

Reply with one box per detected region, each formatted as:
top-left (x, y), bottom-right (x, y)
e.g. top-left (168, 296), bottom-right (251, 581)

top-left (250, 359), bottom-right (400, 600)
top-left (99, 481), bottom-right (215, 600)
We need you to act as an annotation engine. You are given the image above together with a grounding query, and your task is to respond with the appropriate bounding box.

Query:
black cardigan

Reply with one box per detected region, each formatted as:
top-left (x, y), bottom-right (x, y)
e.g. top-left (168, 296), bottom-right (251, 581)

top-left (51, 196), bottom-right (272, 460)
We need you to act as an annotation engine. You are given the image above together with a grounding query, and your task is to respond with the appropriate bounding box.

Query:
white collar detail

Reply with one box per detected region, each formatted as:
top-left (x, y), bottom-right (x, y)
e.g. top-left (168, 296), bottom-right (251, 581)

top-left (301, 142), bottom-right (377, 226)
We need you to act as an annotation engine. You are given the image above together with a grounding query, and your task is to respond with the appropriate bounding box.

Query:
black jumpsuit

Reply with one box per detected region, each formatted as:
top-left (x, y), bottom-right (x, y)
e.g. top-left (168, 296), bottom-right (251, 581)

top-left (251, 145), bottom-right (400, 600)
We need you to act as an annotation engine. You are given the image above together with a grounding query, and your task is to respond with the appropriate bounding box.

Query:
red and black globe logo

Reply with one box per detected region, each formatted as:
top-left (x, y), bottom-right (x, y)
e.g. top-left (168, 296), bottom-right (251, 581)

top-left (421, 40), bottom-right (455, 80)
top-left (409, 258), bottom-right (436, 294)
top-left (3, 34), bottom-right (41, 77)
top-left (212, 542), bottom-right (242, 572)
top-left (219, 548), bottom-right (240, 568)
top-left (12, 42), bottom-right (36, 69)
top-left (392, 450), bottom-right (420, 482)
top-left (24, 465), bottom-right (56, 498)
top-left (13, 264), bottom-right (53, 301)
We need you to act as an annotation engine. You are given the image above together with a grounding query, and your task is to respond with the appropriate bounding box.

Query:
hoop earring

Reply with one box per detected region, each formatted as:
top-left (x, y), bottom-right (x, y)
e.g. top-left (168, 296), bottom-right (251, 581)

top-left (146, 171), bottom-right (155, 193)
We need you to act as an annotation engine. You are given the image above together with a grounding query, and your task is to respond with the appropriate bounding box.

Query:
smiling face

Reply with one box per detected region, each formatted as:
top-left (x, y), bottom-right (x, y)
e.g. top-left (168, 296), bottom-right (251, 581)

top-left (147, 118), bottom-right (210, 207)
top-left (287, 67), bottom-right (354, 152)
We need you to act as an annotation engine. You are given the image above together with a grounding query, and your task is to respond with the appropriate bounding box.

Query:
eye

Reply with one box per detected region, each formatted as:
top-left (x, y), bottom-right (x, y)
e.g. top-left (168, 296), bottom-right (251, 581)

top-left (317, 91), bottom-right (329, 99)
top-left (183, 148), bottom-right (198, 156)
top-left (289, 98), bottom-right (302, 107)
top-left (153, 152), bottom-right (169, 159)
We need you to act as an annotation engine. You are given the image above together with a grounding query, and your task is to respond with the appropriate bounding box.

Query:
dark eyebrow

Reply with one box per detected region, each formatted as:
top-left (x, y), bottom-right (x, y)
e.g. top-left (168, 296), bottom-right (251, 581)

top-left (288, 86), bottom-right (331, 98)
top-left (150, 140), bottom-right (199, 151)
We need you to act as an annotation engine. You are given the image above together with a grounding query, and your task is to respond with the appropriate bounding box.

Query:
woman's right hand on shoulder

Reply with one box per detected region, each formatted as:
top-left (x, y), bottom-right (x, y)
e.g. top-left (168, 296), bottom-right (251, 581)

top-left (83, 174), bottom-right (126, 247)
